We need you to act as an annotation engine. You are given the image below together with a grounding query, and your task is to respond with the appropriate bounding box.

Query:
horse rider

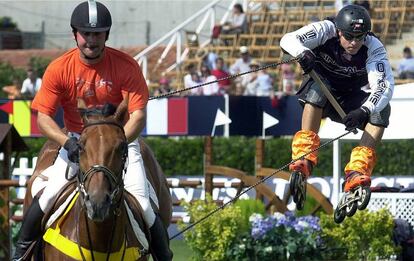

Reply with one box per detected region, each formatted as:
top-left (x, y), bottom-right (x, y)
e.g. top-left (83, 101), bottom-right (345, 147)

top-left (280, 5), bottom-right (393, 202)
top-left (13, 1), bottom-right (173, 260)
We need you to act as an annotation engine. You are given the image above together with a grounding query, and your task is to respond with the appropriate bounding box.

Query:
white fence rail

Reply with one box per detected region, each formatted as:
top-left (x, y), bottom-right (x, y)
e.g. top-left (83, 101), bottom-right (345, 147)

top-left (369, 193), bottom-right (414, 227)
top-left (4, 157), bottom-right (414, 227)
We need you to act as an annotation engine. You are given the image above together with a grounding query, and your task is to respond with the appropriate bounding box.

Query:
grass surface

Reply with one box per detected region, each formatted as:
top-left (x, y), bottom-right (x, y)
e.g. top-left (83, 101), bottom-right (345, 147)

top-left (171, 239), bottom-right (192, 261)
top-left (148, 239), bottom-right (192, 261)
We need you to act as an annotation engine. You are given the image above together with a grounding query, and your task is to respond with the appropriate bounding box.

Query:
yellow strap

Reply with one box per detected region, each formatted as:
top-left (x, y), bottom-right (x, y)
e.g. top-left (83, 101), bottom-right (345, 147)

top-left (55, 192), bottom-right (80, 232)
top-left (43, 192), bottom-right (140, 260)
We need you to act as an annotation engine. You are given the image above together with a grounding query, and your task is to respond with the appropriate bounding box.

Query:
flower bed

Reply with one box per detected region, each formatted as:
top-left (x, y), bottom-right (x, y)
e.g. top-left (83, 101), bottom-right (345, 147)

top-left (179, 197), bottom-right (400, 260)
top-left (227, 212), bottom-right (323, 260)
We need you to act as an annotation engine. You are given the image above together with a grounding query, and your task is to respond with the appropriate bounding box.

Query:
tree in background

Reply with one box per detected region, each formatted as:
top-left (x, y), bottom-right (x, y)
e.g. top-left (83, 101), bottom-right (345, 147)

top-left (0, 57), bottom-right (51, 98)
top-left (0, 16), bottom-right (19, 32)
top-left (0, 61), bottom-right (25, 98)
top-left (28, 56), bottom-right (51, 78)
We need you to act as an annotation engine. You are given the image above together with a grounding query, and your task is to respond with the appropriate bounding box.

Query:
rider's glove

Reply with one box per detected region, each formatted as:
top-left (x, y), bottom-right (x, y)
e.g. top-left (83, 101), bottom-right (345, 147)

top-left (343, 106), bottom-right (370, 131)
top-left (64, 137), bottom-right (81, 163)
top-left (298, 50), bottom-right (316, 74)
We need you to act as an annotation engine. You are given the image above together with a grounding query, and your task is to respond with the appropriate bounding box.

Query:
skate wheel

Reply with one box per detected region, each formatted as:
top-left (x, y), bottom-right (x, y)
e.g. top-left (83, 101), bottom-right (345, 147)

top-left (296, 196), bottom-right (305, 210)
top-left (290, 171), bottom-right (307, 208)
top-left (293, 191), bottom-right (299, 203)
top-left (345, 201), bottom-right (357, 217)
top-left (297, 180), bottom-right (307, 210)
top-left (334, 207), bottom-right (346, 224)
top-left (289, 171), bottom-right (299, 199)
top-left (357, 187), bottom-right (371, 210)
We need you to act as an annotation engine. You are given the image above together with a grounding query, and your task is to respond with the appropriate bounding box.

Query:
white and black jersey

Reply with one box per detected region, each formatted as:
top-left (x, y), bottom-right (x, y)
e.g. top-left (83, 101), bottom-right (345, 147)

top-left (280, 20), bottom-right (394, 115)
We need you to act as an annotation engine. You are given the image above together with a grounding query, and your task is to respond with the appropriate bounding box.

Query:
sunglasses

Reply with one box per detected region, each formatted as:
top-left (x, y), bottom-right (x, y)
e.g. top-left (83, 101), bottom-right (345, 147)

top-left (342, 31), bottom-right (366, 42)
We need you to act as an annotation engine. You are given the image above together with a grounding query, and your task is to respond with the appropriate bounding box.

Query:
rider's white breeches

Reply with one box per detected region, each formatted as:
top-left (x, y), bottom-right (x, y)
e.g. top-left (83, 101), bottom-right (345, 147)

top-left (124, 139), bottom-right (156, 227)
top-left (36, 133), bottom-right (156, 227)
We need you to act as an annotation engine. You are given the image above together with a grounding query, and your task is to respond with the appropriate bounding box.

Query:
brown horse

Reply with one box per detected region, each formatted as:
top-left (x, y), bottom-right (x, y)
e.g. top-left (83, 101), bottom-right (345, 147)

top-left (24, 103), bottom-right (172, 260)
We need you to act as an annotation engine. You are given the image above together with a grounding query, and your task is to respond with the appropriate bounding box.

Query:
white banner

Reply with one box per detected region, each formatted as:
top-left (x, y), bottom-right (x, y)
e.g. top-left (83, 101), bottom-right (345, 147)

top-left (319, 83), bottom-right (414, 140)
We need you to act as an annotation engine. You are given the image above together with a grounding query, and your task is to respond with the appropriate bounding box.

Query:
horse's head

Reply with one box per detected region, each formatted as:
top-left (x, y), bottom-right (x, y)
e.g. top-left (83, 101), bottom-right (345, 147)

top-left (77, 101), bottom-right (128, 222)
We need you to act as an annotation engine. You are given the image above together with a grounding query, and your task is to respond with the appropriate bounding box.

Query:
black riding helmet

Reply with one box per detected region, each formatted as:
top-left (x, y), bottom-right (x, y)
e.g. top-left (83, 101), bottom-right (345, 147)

top-left (335, 4), bottom-right (371, 35)
top-left (70, 0), bottom-right (112, 35)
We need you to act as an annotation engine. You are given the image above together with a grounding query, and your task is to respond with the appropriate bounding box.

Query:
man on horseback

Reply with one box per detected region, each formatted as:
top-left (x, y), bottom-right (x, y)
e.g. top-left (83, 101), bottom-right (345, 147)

top-left (13, 1), bottom-right (172, 260)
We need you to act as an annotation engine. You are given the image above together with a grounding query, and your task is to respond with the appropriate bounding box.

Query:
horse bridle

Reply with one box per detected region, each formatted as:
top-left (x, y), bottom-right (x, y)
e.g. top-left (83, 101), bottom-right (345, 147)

top-left (78, 121), bottom-right (128, 211)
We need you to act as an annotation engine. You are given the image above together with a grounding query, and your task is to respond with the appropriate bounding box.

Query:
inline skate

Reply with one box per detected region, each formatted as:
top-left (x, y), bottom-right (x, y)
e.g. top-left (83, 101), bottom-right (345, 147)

top-left (289, 159), bottom-right (312, 210)
top-left (334, 172), bottom-right (371, 223)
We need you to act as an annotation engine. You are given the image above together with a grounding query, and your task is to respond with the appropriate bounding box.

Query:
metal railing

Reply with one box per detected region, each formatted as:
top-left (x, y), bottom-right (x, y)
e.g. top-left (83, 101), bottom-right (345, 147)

top-left (133, 0), bottom-right (248, 84)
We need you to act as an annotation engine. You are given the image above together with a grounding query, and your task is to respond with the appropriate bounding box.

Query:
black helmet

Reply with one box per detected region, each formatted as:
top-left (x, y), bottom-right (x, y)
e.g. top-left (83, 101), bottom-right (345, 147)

top-left (335, 4), bottom-right (371, 34)
top-left (70, 0), bottom-right (112, 32)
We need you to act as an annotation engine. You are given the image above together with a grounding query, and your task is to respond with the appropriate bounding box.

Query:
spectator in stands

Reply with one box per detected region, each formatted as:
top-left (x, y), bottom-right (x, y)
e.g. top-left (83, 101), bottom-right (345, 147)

top-left (243, 59), bottom-right (260, 96)
top-left (197, 47), bottom-right (218, 71)
top-left (184, 63), bottom-right (199, 89)
top-left (280, 63), bottom-right (296, 95)
top-left (153, 76), bottom-right (172, 97)
top-left (189, 72), bottom-right (203, 95)
top-left (255, 65), bottom-right (275, 97)
top-left (200, 64), bottom-right (219, 95)
top-left (2, 78), bottom-right (21, 99)
top-left (397, 47), bottom-right (414, 79)
top-left (231, 46), bottom-right (252, 95)
top-left (222, 3), bottom-right (248, 35)
top-left (244, 60), bottom-right (275, 97)
top-left (211, 57), bottom-right (232, 94)
top-left (20, 67), bottom-right (42, 98)
top-left (230, 46), bottom-right (252, 75)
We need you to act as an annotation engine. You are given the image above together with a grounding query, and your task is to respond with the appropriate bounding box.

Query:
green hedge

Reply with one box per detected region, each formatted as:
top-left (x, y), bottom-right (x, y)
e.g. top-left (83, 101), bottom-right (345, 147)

top-left (22, 136), bottom-right (414, 176)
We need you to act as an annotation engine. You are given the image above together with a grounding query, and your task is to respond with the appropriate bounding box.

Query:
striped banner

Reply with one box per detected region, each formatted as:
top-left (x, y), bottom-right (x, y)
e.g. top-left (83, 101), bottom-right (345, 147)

top-left (0, 96), bottom-right (303, 137)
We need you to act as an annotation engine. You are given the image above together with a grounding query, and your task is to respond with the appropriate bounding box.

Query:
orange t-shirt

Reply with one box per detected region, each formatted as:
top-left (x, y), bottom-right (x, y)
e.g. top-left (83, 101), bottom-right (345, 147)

top-left (32, 47), bottom-right (149, 133)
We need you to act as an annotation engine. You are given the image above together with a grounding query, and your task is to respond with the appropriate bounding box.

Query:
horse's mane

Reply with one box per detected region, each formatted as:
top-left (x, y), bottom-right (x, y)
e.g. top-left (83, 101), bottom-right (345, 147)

top-left (79, 103), bottom-right (117, 118)
top-left (78, 101), bottom-right (128, 125)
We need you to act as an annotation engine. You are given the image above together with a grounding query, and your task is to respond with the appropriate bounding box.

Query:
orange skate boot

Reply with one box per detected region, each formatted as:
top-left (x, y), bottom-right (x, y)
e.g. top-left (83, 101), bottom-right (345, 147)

top-left (334, 171), bottom-right (372, 224)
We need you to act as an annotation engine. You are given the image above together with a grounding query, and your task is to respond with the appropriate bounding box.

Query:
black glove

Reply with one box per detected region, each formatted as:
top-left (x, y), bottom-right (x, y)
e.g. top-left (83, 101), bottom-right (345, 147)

top-left (298, 50), bottom-right (316, 74)
top-left (343, 106), bottom-right (370, 131)
top-left (63, 137), bottom-right (81, 163)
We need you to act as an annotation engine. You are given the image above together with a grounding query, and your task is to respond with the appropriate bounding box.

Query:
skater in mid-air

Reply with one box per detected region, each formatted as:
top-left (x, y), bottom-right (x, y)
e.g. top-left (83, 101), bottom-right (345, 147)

top-left (279, 4), bottom-right (393, 222)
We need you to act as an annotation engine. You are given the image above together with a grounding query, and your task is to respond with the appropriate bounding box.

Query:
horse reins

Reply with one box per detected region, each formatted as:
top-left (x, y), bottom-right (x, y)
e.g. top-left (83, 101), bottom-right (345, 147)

top-left (78, 121), bottom-right (128, 209)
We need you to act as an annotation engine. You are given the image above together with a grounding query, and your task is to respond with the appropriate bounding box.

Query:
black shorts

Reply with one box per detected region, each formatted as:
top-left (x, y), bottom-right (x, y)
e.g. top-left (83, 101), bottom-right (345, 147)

top-left (297, 77), bottom-right (391, 128)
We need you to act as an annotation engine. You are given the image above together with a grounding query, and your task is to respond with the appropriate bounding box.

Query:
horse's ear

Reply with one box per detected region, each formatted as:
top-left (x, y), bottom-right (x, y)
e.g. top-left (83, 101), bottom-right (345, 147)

top-left (78, 98), bottom-right (87, 110)
top-left (114, 99), bottom-right (128, 124)
top-left (102, 103), bottom-right (117, 116)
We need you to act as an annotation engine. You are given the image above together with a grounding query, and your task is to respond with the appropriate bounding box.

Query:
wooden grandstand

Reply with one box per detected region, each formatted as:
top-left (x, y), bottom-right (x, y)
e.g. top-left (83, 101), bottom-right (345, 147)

top-left (149, 0), bottom-right (414, 92)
